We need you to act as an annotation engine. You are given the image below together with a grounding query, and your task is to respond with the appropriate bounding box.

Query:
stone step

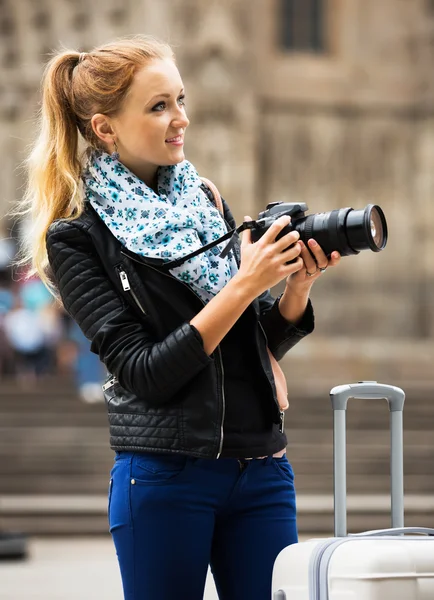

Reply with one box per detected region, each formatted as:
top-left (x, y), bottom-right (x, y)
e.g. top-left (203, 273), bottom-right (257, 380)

top-left (0, 475), bottom-right (112, 495)
top-left (1, 494), bottom-right (432, 536)
top-left (293, 475), bottom-right (434, 494)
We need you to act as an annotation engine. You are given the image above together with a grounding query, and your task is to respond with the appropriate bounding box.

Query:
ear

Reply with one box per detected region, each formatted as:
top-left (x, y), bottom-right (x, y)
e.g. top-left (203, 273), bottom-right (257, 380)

top-left (91, 113), bottom-right (116, 146)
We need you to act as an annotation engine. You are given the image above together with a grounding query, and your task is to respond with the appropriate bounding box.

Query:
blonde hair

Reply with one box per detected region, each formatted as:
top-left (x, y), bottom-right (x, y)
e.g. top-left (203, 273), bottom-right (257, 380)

top-left (16, 35), bottom-right (174, 288)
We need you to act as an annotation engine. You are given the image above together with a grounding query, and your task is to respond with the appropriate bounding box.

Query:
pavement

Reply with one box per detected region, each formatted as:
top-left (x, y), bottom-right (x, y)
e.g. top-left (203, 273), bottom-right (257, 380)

top-left (0, 537), bottom-right (122, 600)
top-left (0, 536), bottom-right (221, 600)
top-left (0, 534), bottom-right (316, 600)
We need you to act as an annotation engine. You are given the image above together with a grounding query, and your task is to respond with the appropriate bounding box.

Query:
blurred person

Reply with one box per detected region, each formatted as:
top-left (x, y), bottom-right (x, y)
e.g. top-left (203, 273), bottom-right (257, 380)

top-left (3, 293), bottom-right (48, 385)
top-left (38, 301), bottom-right (66, 375)
top-left (20, 274), bottom-right (52, 312)
top-left (18, 36), bottom-right (341, 600)
top-left (20, 275), bottom-right (61, 375)
top-left (69, 320), bottom-right (105, 403)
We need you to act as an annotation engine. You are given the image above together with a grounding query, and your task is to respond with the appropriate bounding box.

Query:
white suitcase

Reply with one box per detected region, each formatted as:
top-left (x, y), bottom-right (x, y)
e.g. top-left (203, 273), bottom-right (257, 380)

top-left (272, 382), bottom-right (434, 600)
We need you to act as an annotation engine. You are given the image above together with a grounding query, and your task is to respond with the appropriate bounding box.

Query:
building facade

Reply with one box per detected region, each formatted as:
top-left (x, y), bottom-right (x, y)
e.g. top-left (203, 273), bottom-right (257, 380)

top-left (1, 0), bottom-right (433, 390)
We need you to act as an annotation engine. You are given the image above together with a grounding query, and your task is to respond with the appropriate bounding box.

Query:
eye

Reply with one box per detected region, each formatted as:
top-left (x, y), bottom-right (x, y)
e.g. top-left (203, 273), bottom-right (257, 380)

top-left (152, 101), bottom-right (166, 112)
top-left (178, 95), bottom-right (186, 106)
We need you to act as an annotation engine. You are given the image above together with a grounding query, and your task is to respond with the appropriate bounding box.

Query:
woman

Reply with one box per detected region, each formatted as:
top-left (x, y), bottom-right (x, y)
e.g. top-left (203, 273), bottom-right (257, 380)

top-left (21, 36), bottom-right (340, 600)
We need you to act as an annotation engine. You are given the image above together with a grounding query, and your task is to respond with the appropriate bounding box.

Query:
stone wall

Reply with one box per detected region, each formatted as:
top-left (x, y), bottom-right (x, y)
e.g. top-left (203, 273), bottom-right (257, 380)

top-left (261, 108), bottom-right (434, 340)
top-left (1, 0), bottom-right (433, 369)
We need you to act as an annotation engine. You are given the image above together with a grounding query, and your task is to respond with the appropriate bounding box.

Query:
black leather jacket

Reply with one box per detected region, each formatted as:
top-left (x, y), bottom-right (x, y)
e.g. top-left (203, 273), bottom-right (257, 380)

top-left (46, 194), bottom-right (314, 458)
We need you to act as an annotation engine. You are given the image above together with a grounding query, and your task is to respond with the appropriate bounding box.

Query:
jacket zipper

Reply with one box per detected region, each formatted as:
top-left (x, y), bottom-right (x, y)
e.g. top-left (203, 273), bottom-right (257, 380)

top-left (120, 250), bottom-right (226, 458)
top-left (102, 376), bottom-right (117, 391)
top-left (116, 266), bottom-right (147, 315)
top-left (279, 410), bottom-right (285, 434)
top-left (258, 321), bottom-right (285, 433)
top-left (216, 348), bottom-right (226, 457)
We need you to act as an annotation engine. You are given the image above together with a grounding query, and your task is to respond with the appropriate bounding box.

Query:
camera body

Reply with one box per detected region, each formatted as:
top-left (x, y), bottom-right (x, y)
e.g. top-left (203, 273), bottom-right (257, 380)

top-left (251, 202), bottom-right (308, 243)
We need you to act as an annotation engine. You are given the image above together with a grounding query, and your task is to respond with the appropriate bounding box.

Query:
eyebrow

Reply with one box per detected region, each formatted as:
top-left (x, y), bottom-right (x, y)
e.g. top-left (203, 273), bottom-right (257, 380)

top-left (148, 89), bottom-right (184, 104)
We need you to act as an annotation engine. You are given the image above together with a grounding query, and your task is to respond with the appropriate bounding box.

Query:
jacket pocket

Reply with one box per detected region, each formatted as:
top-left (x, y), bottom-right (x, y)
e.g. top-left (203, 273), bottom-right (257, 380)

top-left (131, 452), bottom-right (189, 485)
top-left (102, 375), bottom-right (118, 406)
top-left (115, 264), bottom-right (148, 315)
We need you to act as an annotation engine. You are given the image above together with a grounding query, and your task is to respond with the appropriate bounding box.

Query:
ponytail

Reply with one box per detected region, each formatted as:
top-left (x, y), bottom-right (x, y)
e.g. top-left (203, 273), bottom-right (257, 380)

top-left (16, 51), bottom-right (84, 289)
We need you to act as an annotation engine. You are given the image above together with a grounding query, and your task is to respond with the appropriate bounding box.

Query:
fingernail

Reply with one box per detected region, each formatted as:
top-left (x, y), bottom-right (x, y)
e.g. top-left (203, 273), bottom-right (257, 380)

top-left (309, 239), bottom-right (317, 247)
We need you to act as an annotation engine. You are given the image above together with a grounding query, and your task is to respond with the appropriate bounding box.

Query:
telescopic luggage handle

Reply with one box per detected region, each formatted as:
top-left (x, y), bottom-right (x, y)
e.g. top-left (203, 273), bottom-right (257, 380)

top-left (330, 381), bottom-right (405, 537)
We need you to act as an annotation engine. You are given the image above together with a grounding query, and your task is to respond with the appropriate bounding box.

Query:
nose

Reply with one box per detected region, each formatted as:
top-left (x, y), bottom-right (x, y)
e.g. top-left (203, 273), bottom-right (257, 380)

top-left (172, 106), bottom-right (189, 129)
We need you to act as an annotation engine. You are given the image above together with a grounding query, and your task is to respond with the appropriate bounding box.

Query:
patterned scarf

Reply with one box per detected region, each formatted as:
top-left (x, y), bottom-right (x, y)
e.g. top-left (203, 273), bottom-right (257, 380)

top-left (82, 151), bottom-right (238, 303)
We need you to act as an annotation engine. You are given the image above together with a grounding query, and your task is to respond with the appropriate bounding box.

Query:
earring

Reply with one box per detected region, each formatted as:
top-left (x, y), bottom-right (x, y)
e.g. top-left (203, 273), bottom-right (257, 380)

top-left (111, 139), bottom-right (120, 160)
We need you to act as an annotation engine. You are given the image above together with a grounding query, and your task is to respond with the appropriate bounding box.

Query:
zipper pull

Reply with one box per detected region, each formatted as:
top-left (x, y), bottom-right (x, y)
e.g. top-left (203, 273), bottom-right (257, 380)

top-left (279, 410), bottom-right (285, 433)
top-left (102, 376), bottom-right (117, 391)
top-left (119, 270), bottom-right (131, 291)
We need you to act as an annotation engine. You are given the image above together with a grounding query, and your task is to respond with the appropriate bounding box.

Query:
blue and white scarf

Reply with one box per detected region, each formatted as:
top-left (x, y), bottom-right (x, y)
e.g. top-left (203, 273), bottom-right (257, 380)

top-left (82, 151), bottom-right (238, 303)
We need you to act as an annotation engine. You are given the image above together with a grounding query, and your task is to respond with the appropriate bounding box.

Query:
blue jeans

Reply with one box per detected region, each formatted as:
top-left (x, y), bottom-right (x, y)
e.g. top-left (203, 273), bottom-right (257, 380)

top-left (109, 452), bottom-right (297, 600)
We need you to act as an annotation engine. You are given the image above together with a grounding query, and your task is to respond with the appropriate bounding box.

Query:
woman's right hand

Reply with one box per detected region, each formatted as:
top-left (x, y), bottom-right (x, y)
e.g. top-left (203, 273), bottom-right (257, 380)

top-left (235, 215), bottom-right (304, 298)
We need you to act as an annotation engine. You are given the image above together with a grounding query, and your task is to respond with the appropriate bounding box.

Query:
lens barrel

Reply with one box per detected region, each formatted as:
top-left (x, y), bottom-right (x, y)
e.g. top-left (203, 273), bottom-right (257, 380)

top-left (345, 205), bottom-right (387, 253)
top-left (290, 204), bottom-right (387, 257)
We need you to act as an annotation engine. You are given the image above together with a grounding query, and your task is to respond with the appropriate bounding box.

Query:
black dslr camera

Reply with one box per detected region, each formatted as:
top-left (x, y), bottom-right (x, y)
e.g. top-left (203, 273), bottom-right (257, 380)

top-left (250, 202), bottom-right (388, 257)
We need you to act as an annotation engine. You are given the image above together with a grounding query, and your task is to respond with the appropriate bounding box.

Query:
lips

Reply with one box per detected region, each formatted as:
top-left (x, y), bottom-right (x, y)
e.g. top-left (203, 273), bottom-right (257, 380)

top-left (165, 135), bottom-right (183, 143)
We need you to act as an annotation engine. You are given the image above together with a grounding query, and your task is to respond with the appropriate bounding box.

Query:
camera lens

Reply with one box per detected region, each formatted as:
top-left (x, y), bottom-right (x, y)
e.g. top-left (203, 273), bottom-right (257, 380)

top-left (370, 206), bottom-right (386, 249)
top-left (345, 204), bottom-right (387, 253)
top-left (293, 204), bottom-right (388, 257)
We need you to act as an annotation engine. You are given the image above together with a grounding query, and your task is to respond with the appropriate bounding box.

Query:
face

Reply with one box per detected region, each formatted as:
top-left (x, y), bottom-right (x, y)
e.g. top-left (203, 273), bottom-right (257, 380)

top-left (94, 58), bottom-right (189, 187)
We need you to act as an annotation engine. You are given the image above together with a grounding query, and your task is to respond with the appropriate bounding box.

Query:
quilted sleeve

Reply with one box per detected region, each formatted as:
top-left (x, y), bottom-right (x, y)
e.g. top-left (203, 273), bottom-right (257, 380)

top-left (46, 221), bottom-right (213, 405)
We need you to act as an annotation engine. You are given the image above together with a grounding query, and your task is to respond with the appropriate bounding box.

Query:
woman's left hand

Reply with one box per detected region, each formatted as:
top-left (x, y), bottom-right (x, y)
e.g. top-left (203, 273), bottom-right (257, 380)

top-left (286, 239), bottom-right (341, 293)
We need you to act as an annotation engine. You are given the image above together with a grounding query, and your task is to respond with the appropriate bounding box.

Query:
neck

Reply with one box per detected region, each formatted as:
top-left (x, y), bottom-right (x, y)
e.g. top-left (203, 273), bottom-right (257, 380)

top-left (120, 157), bottom-right (159, 193)
top-left (148, 172), bottom-right (159, 194)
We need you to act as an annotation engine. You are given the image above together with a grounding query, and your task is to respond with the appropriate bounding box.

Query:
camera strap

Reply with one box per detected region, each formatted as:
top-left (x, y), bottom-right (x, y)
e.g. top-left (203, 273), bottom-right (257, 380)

top-left (161, 221), bottom-right (255, 270)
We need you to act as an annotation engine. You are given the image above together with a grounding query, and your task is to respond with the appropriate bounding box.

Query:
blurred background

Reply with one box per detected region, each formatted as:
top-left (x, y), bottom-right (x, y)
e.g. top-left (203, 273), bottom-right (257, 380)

top-left (1, 0), bottom-right (434, 598)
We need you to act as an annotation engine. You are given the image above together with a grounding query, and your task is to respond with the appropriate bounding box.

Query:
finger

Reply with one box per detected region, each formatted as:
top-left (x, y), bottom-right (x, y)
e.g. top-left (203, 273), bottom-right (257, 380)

top-left (274, 229), bottom-right (300, 253)
top-left (307, 239), bottom-right (328, 267)
top-left (328, 251), bottom-right (341, 267)
top-left (283, 256), bottom-right (304, 276)
top-left (259, 215), bottom-right (292, 245)
top-left (299, 241), bottom-right (317, 273)
top-left (281, 241), bottom-right (302, 264)
top-left (241, 216), bottom-right (253, 246)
